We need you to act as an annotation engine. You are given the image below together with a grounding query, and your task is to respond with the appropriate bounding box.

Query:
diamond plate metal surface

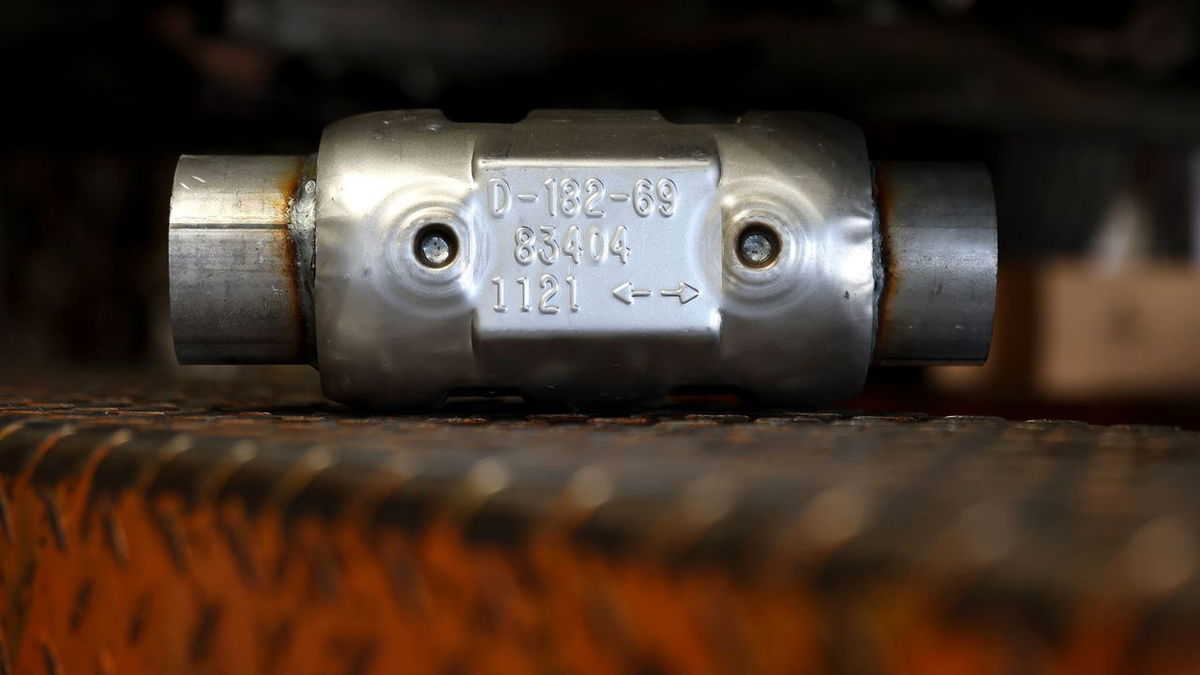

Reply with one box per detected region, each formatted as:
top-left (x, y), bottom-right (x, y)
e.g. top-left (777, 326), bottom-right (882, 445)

top-left (0, 379), bottom-right (1198, 673)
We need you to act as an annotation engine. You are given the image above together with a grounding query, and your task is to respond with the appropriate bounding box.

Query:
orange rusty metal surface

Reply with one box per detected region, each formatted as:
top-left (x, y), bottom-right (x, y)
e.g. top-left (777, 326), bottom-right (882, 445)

top-left (0, 381), bottom-right (1199, 673)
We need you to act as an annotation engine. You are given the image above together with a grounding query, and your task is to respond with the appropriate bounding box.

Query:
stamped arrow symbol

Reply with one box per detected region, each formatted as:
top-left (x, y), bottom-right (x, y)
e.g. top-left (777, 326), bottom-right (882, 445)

top-left (612, 281), bottom-right (652, 305)
top-left (661, 282), bottom-right (700, 304)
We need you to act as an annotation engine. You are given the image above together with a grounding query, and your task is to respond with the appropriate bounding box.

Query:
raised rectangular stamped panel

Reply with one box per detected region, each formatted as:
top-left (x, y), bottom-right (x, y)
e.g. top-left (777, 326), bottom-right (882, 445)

top-left (475, 162), bottom-right (721, 340)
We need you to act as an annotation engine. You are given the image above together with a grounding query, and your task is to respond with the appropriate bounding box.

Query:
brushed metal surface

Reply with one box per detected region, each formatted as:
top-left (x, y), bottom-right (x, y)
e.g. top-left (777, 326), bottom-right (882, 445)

top-left (169, 155), bottom-right (316, 364)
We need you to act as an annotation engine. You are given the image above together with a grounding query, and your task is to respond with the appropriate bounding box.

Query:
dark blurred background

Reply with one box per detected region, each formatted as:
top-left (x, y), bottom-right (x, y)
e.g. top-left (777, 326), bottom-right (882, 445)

top-left (3, 0), bottom-right (1200, 423)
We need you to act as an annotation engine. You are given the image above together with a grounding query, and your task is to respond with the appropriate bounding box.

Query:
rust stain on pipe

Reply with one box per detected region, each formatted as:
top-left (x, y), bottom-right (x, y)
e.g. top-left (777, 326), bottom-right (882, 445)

top-left (274, 156), bottom-right (311, 364)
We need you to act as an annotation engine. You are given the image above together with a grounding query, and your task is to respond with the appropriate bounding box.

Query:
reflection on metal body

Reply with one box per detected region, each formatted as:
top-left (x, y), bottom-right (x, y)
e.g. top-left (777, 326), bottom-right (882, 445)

top-left (168, 111), bottom-right (997, 407)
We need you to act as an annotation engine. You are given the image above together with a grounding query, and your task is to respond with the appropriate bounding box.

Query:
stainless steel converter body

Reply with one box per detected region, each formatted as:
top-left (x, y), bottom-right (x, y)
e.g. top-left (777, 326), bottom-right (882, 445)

top-left (169, 110), bottom-right (996, 407)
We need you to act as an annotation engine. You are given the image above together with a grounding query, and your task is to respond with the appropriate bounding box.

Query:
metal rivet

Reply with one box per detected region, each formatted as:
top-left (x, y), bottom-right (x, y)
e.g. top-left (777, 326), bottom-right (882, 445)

top-left (736, 224), bottom-right (780, 268)
top-left (414, 225), bottom-right (457, 268)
